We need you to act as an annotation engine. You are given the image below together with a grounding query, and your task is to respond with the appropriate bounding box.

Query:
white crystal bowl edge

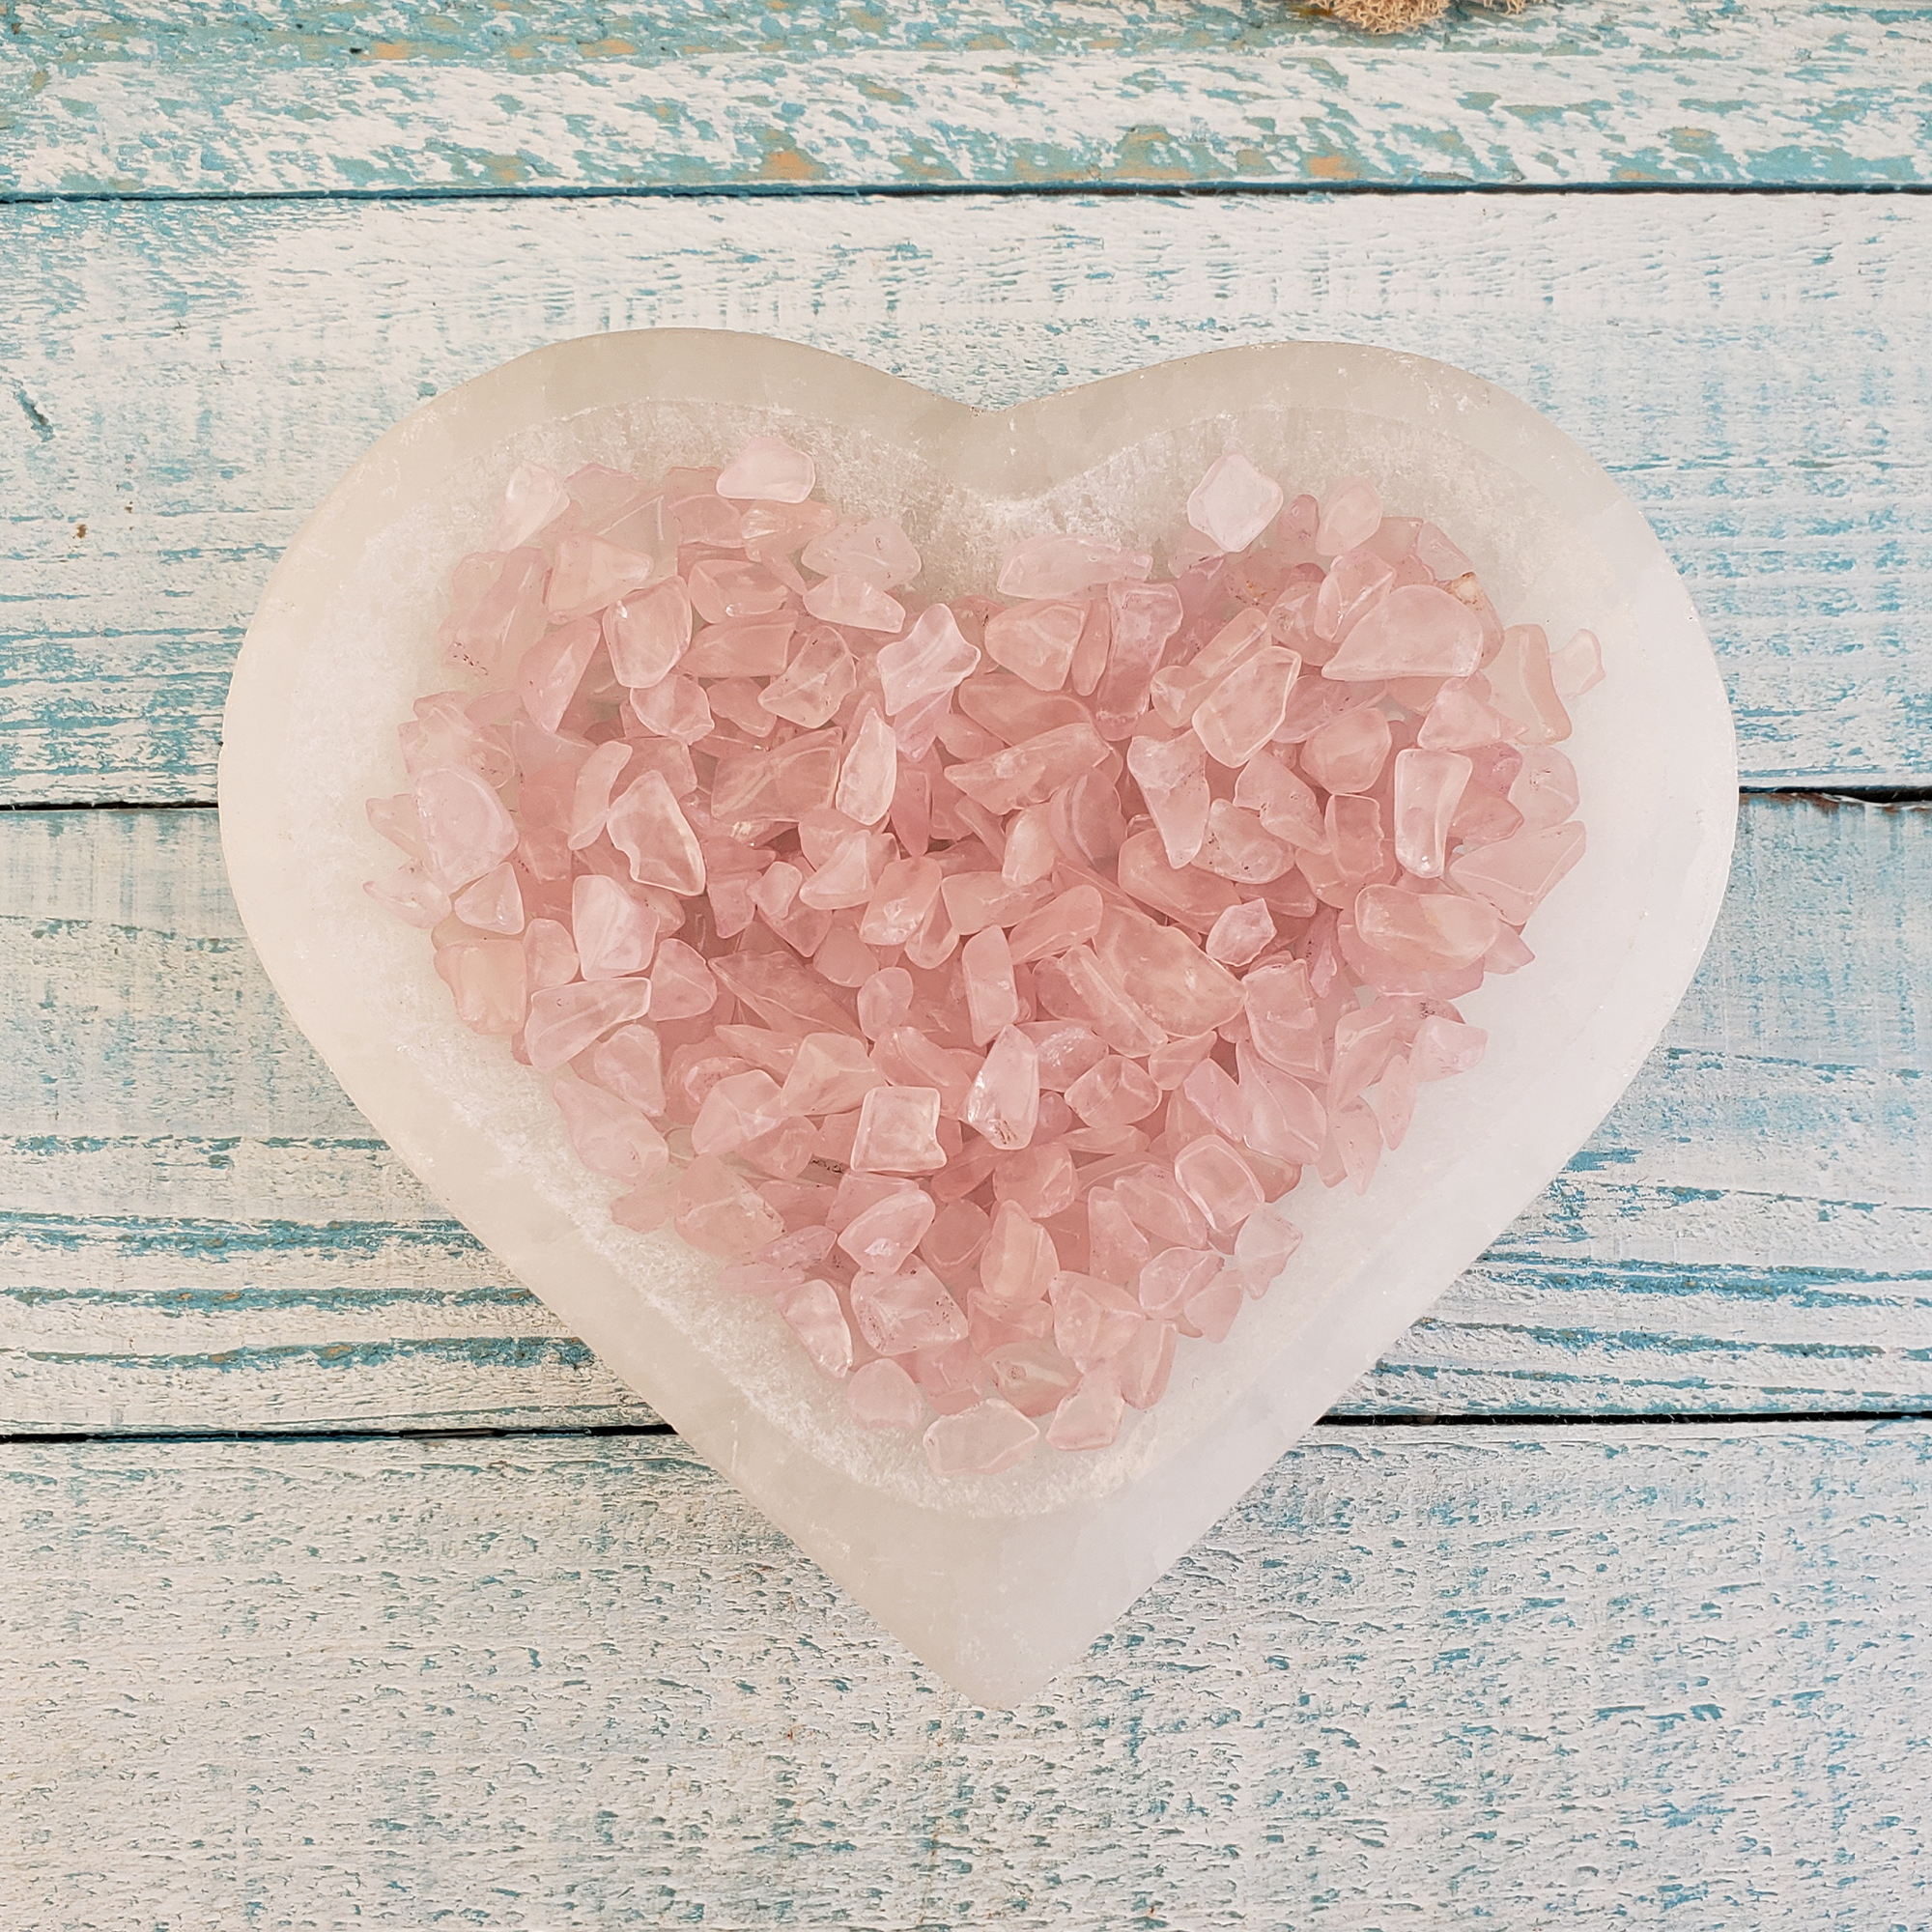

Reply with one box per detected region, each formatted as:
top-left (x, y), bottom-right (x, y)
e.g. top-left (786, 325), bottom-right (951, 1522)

top-left (219, 330), bottom-right (1738, 1706)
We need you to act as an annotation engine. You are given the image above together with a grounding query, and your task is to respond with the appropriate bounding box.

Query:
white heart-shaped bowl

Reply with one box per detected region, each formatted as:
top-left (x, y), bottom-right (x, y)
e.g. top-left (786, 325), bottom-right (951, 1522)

top-left (220, 330), bottom-right (1736, 1705)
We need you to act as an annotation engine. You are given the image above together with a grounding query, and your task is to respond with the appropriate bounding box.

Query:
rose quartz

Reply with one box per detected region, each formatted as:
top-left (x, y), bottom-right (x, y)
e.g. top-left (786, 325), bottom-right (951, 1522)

top-left (1392, 747), bottom-right (1472, 880)
top-left (1449, 821), bottom-right (1586, 925)
top-left (802, 518), bottom-right (922, 590)
top-left (1550, 627), bottom-right (1605, 699)
top-left (1192, 646), bottom-right (1300, 769)
top-left (847, 1356), bottom-right (926, 1429)
top-left (715, 434), bottom-right (815, 503)
top-left (852, 1085), bottom-right (947, 1175)
top-left (1187, 452), bottom-right (1285, 554)
top-left (852, 1263), bottom-right (967, 1354)
top-left (924, 1399), bottom-right (1039, 1476)
top-left (1315, 478), bottom-right (1382, 557)
top-left (838, 1185), bottom-right (937, 1272)
top-left (382, 435), bottom-right (1598, 1474)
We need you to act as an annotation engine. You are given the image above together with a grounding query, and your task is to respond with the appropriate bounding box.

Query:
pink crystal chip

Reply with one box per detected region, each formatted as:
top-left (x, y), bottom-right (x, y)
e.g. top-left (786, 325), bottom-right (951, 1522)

top-left (373, 440), bottom-right (1595, 1475)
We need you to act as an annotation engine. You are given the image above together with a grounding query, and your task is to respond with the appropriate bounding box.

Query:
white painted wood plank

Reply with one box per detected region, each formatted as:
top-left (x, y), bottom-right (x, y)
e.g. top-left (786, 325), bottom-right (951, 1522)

top-left (5, 193), bottom-right (1930, 801)
top-left (4, 798), bottom-right (1928, 1434)
top-left (5, 0), bottom-right (1926, 192)
top-left (6, 1423), bottom-right (1929, 1924)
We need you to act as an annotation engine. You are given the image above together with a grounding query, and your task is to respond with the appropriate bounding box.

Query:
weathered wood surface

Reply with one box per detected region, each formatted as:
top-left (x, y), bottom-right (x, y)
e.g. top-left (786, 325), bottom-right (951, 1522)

top-left (5, 0), bottom-right (1927, 194)
top-left (6, 796), bottom-right (1927, 1435)
top-left (8, 1423), bottom-right (1930, 1925)
top-left (5, 192), bottom-right (1931, 804)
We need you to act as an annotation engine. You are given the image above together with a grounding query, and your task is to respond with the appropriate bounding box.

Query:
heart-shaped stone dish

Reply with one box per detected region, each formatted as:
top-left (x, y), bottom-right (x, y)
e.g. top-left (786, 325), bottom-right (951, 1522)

top-left (221, 331), bottom-right (1736, 1704)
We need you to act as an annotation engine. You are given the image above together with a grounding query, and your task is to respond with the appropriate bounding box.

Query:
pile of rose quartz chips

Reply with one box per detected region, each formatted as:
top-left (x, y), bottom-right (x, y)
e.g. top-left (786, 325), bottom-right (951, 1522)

top-left (368, 434), bottom-right (1600, 1476)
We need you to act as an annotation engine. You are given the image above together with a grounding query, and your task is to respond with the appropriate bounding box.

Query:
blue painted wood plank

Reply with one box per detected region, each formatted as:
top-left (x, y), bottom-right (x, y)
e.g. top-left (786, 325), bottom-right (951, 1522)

top-left (3, 0), bottom-right (1926, 192)
top-left (4, 192), bottom-right (1930, 803)
top-left (4, 796), bottom-right (1927, 1434)
top-left (7, 1423), bottom-right (1930, 1920)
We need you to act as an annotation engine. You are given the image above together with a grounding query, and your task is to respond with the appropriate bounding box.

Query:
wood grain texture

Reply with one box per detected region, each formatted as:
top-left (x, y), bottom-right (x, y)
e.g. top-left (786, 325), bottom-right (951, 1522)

top-left (5, 797), bottom-right (1927, 1435)
top-left (7, 1423), bottom-right (1931, 1926)
top-left (4, 0), bottom-right (1927, 193)
top-left (4, 193), bottom-right (1931, 804)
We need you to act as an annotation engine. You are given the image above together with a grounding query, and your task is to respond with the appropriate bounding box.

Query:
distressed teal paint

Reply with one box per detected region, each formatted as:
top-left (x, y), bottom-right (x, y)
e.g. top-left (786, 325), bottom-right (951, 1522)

top-left (5, 194), bottom-right (1932, 801)
top-left (4, 798), bottom-right (1930, 1430)
top-left (2, 0), bottom-right (1927, 192)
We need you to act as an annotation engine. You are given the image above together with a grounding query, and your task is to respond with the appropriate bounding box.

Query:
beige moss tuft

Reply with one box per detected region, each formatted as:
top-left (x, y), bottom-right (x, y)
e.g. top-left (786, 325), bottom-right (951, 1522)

top-left (1307, 0), bottom-right (1536, 34)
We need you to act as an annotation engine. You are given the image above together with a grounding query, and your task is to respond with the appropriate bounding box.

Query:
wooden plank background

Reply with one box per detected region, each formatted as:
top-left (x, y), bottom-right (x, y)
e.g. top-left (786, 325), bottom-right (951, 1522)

top-left (6, 0), bottom-right (1932, 1921)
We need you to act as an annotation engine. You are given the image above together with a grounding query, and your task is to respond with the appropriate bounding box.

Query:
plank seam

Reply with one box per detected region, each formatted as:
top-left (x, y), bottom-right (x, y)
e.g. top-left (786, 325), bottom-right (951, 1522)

top-left (5, 183), bottom-right (1932, 210)
top-left (8, 1411), bottom-right (1929, 1446)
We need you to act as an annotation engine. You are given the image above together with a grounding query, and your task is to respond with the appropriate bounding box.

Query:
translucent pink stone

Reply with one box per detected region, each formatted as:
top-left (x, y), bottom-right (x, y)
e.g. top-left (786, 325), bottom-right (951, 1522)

top-left (837, 1185), bottom-right (937, 1273)
top-left (567, 741), bottom-right (633, 850)
top-left (877, 605), bottom-right (980, 714)
top-left (1087, 1186), bottom-right (1153, 1286)
top-left (648, 938), bottom-right (718, 1020)
top-left (444, 549), bottom-right (548, 675)
top-left (523, 977), bottom-right (654, 1071)
top-left (1094, 581), bottom-right (1182, 731)
top-left (858, 967), bottom-right (915, 1039)
top-left (760, 627), bottom-right (856, 728)
top-left (1449, 821), bottom-right (1586, 925)
top-left (802, 518), bottom-right (922, 590)
top-left (691, 1068), bottom-right (789, 1156)
top-left (1487, 623), bottom-right (1573, 745)
top-left (851, 1263), bottom-right (967, 1354)
top-left (984, 1340), bottom-right (1081, 1418)
top-left (1126, 732), bottom-right (1210, 867)
top-left (495, 463), bottom-right (571, 550)
top-left (548, 533), bottom-right (659, 622)
top-left (1187, 452), bottom-right (1285, 554)
top-left (716, 434), bottom-right (816, 503)
top-left (1234, 1200), bottom-right (1303, 1292)
top-left (1410, 1013), bottom-right (1487, 1080)
top-left (803, 572), bottom-right (904, 634)
top-left (979, 1200), bottom-right (1057, 1313)
top-left (1206, 899), bottom-right (1274, 967)
top-left (1323, 584), bottom-right (1483, 682)
top-left (1235, 750), bottom-right (1327, 849)
top-left (684, 615), bottom-right (793, 679)
top-left (990, 1142), bottom-right (1078, 1222)
top-left (997, 534), bottom-right (1151, 600)
top-left (1354, 884), bottom-right (1500, 972)
top-left (453, 862), bottom-right (525, 935)
top-left (1046, 1374), bottom-right (1126, 1452)
top-left (946, 720), bottom-right (1113, 817)
top-left (963, 1025), bottom-right (1040, 1151)
top-left (825, 708), bottom-right (894, 830)
top-left (1315, 478), bottom-right (1382, 557)
top-left (571, 874), bottom-right (657, 978)
top-left (592, 1023), bottom-right (666, 1117)
top-left (1136, 1246), bottom-right (1222, 1321)
top-left (1115, 1319), bottom-right (1176, 1409)
top-left (1050, 1271), bottom-right (1146, 1372)
top-left (1550, 627), bottom-right (1605, 700)
top-left (924, 1399), bottom-right (1039, 1476)
top-left (1301, 704), bottom-right (1392, 796)
top-left (1509, 747), bottom-right (1579, 832)
top-left (672, 1154), bottom-right (786, 1258)
top-left (1065, 1055), bottom-right (1162, 1129)
top-left (1173, 1134), bottom-right (1265, 1233)
top-left (851, 1085), bottom-right (947, 1175)
top-left (960, 926), bottom-right (1019, 1045)
top-left (780, 1032), bottom-right (886, 1116)
top-left (415, 764), bottom-right (518, 890)
top-left (775, 1277), bottom-right (853, 1378)
top-left (605, 769), bottom-right (705, 895)
top-left (553, 1074), bottom-right (668, 1182)
top-left (847, 1356), bottom-right (926, 1429)
top-left (434, 940), bottom-right (526, 1033)
top-left (1184, 1269), bottom-right (1244, 1344)
top-left (1196, 801), bottom-right (1293, 885)
top-left (1393, 747), bottom-right (1472, 879)
top-left (1192, 645), bottom-right (1301, 767)
top-left (983, 599), bottom-right (1086, 691)
top-left (1001, 804), bottom-right (1059, 887)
